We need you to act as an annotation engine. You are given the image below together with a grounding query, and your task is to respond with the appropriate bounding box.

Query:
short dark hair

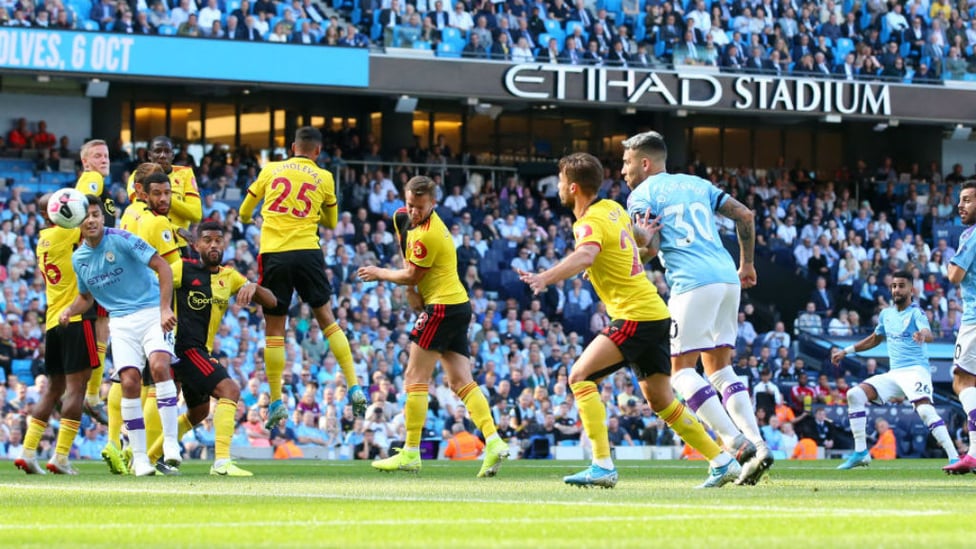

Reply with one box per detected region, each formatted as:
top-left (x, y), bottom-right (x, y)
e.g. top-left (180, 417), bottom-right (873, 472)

top-left (144, 172), bottom-right (170, 189)
top-left (150, 136), bottom-right (173, 148)
top-left (962, 180), bottom-right (976, 192)
top-left (197, 220), bottom-right (225, 235)
top-left (891, 270), bottom-right (913, 283)
top-left (621, 131), bottom-right (668, 163)
top-left (295, 126), bottom-right (322, 150)
top-left (85, 194), bottom-right (105, 216)
top-left (558, 152), bottom-right (603, 195)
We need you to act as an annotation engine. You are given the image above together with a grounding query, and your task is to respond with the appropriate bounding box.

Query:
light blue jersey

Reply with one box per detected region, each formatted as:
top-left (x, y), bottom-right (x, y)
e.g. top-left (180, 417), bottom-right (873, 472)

top-left (951, 225), bottom-right (976, 325)
top-left (73, 228), bottom-right (160, 317)
top-left (626, 172), bottom-right (739, 296)
top-left (873, 304), bottom-right (930, 369)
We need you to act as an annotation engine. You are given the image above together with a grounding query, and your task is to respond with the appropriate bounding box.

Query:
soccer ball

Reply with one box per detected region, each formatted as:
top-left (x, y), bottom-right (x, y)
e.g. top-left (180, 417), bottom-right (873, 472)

top-left (48, 188), bottom-right (90, 229)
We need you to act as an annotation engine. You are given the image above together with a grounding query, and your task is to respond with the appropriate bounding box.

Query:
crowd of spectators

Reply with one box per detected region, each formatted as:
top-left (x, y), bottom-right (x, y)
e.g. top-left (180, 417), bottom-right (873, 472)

top-left (4, 0), bottom-right (976, 80)
top-left (1, 113), bottom-right (974, 463)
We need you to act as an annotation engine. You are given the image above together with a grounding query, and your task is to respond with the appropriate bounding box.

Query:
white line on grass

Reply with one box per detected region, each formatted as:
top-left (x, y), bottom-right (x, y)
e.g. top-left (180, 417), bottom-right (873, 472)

top-left (0, 483), bottom-right (946, 517)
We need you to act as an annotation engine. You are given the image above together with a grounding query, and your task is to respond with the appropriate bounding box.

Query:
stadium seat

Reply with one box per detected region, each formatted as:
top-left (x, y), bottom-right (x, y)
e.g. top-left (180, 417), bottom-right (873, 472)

top-left (441, 27), bottom-right (462, 43)
top-left (12, 359), bottom-right (33, 383)
top-left (81, 19), bottom-right (99, 31)
top-left (158, 25), bottom-right (177, 35)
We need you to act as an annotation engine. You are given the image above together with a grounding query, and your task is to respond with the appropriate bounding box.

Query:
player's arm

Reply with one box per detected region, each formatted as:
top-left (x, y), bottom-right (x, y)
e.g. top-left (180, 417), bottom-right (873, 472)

top-left (830, 332), bottom-right (884, 364)
top-left (717, 194), bottom-right (757, 288)
top-left (59, 291), bottom-right (95, 327)
top-left (357, 259), bottom-right (427, 287)
top-left (913, 309), bottom-right (934, 343)
top-left (239, 170), bottom-right (269, 224)
top-left (169, 183), bottom-right (202, 224)
top-left (149, 253), bottom-right (177, 332)
top-left (319, 202), bottom-right (338, 229)
top-left (948, 264), bottom-right (966, 285)
top-left (236, 281), bottom-right (278, 310)
top-left (633, 209), bottom-right (661, 261)
top-left (518, 243), bottom-right (599, 295)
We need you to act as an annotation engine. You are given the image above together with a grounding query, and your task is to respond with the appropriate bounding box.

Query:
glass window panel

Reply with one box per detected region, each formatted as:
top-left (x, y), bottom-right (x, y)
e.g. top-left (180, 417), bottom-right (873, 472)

top-left (690, 127), bottom-right (721, 168)
top-left (722, 128), bottom-right (750, 171)
top-left (170, 102), bottom-right (202, 148)
top-left (784, 130), bottom-right (813, 173)
top-left (133, 102), bottom-right (166, 144)
top-left (754, 128), bottom-right (781, 169)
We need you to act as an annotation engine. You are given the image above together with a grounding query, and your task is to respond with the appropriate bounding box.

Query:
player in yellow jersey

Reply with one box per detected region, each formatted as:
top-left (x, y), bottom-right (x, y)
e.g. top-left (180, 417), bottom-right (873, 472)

top-left (145, 221), bottom-right (277, 476)
top-left (518, 153), bottom-right (740, 489)
top-left (126, 136), bottom-right (202, 249)
top-left (14, 194), bottom-right (99, 475)
top-left (240, 126), bottom-right (366, 428)
top-left (137, 172), bottom-right (181, 266)
top-left (120, 163), bottom-right (164, 232)
top-left (76, 139), bottom-right (113, 427)
top-left (358, 175), bottom-right (510, 477)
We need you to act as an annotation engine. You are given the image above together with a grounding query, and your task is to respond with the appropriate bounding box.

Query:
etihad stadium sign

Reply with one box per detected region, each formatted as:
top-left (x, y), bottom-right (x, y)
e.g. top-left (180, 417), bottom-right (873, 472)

top-left (503, 64), bottom-right (891, 116)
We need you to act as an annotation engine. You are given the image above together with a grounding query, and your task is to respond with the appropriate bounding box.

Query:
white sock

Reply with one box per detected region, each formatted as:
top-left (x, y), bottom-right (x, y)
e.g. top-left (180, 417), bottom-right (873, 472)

top-left (709, 452), bottom-right (733, 469)
top-left (847, 386), bottom-right (868, 453)
top-left (594, 457), bottom-right (614, 469)
top-left (959, 387), bottom-right (976, 458)
top-left (916, 403), bottom-right (959, 459)
top-left (708, 367), bottom-right (765, 451)
top-left (154, 379), bottom-right (180, 446)
top-left (121, 397), bottom-right (146, 455)
top-left (671, 368), bottom-right (742, 445)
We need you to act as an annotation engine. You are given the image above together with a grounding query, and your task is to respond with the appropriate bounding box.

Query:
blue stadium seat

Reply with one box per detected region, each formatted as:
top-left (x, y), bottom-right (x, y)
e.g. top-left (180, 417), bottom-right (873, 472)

top-left (158, 25), bottom-right (177, 35)
top-left (12, 359), bottom-right (33, 383)
top-left (544, 19), bottom-right (562, 35)
top-left (81, 19), bottom-right (99, 31)
top-left (436, 41), bottom-right (462, 58)
top-left (441, 26), bottom-right (462, 43)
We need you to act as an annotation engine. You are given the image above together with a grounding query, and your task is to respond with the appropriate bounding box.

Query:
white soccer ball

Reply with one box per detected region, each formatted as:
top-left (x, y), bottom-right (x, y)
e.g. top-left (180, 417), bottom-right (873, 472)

top-left (48, 188), bottom-right (90, 229)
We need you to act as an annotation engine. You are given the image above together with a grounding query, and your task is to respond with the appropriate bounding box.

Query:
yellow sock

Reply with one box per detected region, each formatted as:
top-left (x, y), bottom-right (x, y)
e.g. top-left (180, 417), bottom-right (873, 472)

top-left (86, 343), bottom-right (107, 401)
top-left (404, 384), bottom-right (428, 450)
top-left (107, 382), bottom-right (123, 449)
top-left (22, 417), bottom-right (47, 458)
top-left (143, 388), bottom-right (161, 460)
top-left (458, 381), bottom-right (497, 439)
top-left (658, 398), bottom-right (722, 461)
top-left (323, 323), bottom-right (357, 388)
top-left (55, 418), bottom-right (81, 458)
top-left (571, 381), bottom-right (610, 461)
top-left (148, 413), bottom-right (193, 463)
top-left (265, 336), bottom-right (285, 402)
top-left (214, 398), bottom-right (237, 461)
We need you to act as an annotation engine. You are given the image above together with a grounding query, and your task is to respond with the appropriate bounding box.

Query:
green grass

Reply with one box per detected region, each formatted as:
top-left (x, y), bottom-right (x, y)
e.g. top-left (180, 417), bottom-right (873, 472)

top-left (0, 458), bottom-right (972, 548)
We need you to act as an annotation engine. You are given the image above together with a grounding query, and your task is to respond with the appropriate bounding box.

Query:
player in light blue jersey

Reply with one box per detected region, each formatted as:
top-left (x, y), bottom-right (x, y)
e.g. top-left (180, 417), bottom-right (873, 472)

top-left (832, 270), bottom-right (959, 470)
top-left (58, 195), bottom-right (181, 477)
top-left (944, 180), bottom-right (976, 473)
top-left (621, 131), bottom-right (770, 485)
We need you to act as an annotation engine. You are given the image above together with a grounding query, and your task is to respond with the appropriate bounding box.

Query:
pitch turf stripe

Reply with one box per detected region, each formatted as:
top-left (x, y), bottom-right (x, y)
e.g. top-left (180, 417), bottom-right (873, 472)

top-left (0, 483), bottom-right (948, 517)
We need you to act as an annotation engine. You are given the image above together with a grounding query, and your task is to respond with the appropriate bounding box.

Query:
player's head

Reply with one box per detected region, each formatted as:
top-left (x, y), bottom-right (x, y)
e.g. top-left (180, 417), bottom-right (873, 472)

top-left (82, 194), bottom-right (106, 239)
top-left (195, 220), bottom-right (226, 268)
top-left (890, 270), bottom-right (913, 306)
top-left (80, 139), bottom-right (110, 177)
top-left (37, 193), bottom-right (52, 224)
top-left (132, 162), bottom-right (165, 200)
top-left (149, 136), bottom-right (174, 171)
top-left (959, 180), bottom-right (976, 225)
top-left (404, 175), bottom-right (436, 227)
top-left (144, 172), bottom-right (172, 216)
top-left (620, 131), bottom-right (667, 190)
top-left (557, 152), bottom-right (603, 207)
top-left (292, 126), bottom-right (323, 159)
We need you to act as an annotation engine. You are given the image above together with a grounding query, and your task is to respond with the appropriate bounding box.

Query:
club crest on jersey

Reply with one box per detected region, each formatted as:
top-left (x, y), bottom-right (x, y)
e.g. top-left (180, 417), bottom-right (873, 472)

top-left (162, 230), bottom-right (172, 242)
top-left (413, 241), bottom-right (428, 260)
top-left (105, 251), bottom-right (115, 263)
top-left (608, 209), bottom-right (620, 222)
top-left (575, 224), bottom-right (592, 241)
top-left (88, 182), bottom-right (98, 193)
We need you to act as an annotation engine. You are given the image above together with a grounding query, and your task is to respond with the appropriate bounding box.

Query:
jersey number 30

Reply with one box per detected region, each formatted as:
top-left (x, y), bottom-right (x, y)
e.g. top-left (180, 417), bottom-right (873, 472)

top-left (662, 203), bottom-right (715, 247)
top-left (268, 178), bottom-right (316, 218)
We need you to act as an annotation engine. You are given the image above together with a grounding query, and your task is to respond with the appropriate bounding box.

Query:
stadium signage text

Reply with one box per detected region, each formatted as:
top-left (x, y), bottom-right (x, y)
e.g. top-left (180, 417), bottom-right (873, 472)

top-left (503, 64), bottom-right (891, 116)
top-left (0, 28), bottom-right (369, 88)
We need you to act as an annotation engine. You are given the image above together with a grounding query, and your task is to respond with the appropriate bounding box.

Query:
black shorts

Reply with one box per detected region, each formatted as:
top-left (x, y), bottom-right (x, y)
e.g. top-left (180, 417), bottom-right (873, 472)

top-left (175, 347), bottom-right (231, 408)
top-left (409, 302), bottom-right (471, 357)
top-left (258, 249), bottom-right (332, 316)
top-left (593, 319), bottom-right (671, 380)
top-left (46, 320), bottom-right (99, 376)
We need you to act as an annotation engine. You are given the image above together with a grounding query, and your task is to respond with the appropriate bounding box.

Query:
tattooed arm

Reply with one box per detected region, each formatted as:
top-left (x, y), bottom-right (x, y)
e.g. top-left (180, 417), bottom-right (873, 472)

top-left (718, 195), bottom-right (757, 289)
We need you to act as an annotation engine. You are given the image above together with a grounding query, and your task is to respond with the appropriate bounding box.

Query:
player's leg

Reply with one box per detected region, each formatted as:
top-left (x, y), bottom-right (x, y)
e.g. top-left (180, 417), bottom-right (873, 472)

top-left (145, 310), bottom-right (181, 469)
top-left (914, 398), bottom-right (959, 462)
top-left (83, 313), bottom-right (109, 424)
top-left (210, 378), bottom-right (251, 476)
top-left (946, 324), bottom-right (976, 473)
top-left (443, 350), bottom-right (509, 478)
top-left (142, 369), bottom-right (161, 466)
top-left (563, 334), bottom-right (625, 488)
top-left (263, 313), bottom-right (290, 428)
top-left (101, 379), bottom-right (126, 474)
top-left (16, 361), bottom-right (65, 474)
top-left (838, 381), bottom-right (879, 469)
top-left (299, 248), bottom-right (365, 417)
top-left (667, 289), bottom-right (749, 459)
top-left (372, 342), bottom-right (437, 473)
top-left (46, 368), bottom-right (89, 475)
top-left (119, 366), bottom-right (154, 476)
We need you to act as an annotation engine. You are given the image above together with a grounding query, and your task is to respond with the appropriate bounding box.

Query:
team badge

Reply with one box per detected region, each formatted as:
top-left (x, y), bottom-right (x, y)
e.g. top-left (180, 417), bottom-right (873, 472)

top-left (574, 224), bottom-right (592, 241)
top-left (413, 241), bottom-right (427, 260)
top-left (162, 230), bottom-right (172, 242)
top-left (608, 209), bottom-right (619, 222)
top-left (88, 183), bottom-right (98, 193)
top-left (105, 251), bottom-right (115, 263)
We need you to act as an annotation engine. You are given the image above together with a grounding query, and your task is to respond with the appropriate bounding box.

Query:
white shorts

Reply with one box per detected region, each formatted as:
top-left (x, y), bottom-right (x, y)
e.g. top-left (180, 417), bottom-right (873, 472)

top-left (863, 365), bottom-right (933, 405)
top-left (667, 283), bottom-right (739, 356)
top-left (953, 323), bottom-right (976, 376)
top-left (108, 307), bottom-right (174, 374)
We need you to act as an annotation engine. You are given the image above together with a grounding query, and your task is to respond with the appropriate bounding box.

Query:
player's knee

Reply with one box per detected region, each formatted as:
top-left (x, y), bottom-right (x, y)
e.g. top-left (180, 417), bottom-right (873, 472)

top-left (188, 406), bottom-right (209, 425)
top-left (915, 403), bottom-right (940, 426)
top-left (847, 385), bottom-right (867, 408)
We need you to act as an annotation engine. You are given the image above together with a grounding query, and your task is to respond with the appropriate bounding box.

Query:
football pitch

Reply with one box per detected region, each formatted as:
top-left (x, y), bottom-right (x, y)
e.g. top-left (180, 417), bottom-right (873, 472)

top-left (0, 459), bottom-right (971, 548)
